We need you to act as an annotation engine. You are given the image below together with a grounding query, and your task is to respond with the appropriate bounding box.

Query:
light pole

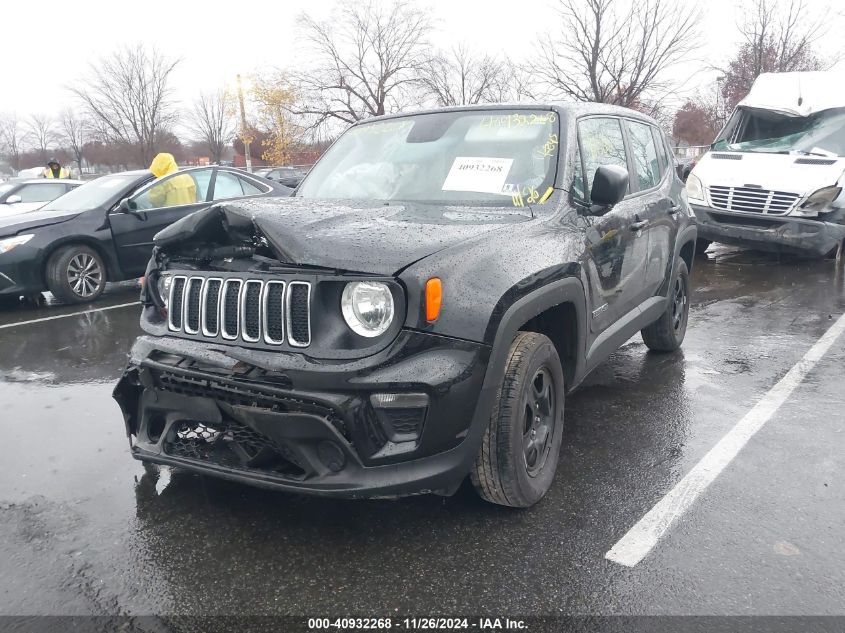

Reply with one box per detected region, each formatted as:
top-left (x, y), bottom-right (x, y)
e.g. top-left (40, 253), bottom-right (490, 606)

top-left (237, 74), bottom-right (252, 173)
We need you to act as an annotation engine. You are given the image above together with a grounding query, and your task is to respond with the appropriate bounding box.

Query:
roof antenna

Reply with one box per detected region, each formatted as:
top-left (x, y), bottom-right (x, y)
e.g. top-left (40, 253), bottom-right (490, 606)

top-left (797, 75), bottom-right (803, 107)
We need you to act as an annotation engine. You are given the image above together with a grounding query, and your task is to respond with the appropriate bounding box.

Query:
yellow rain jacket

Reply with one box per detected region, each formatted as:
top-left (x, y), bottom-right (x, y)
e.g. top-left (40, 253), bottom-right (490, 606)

top-left (148, 153), bottom-right (197, 207)
top-left (42, 166), bottom-right (70, 178)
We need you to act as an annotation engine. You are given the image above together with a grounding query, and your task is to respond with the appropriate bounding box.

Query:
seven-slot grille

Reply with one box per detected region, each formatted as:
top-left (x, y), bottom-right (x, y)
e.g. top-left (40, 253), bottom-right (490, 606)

top-left (168, 276), bottom-right (311, 347)
top-left (707, 186), bottom-right (800, 215)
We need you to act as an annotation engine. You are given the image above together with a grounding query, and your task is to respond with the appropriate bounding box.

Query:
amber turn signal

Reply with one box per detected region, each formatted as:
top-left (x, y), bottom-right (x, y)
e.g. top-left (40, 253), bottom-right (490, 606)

top-left (425, 277), bottom-right (442, 322)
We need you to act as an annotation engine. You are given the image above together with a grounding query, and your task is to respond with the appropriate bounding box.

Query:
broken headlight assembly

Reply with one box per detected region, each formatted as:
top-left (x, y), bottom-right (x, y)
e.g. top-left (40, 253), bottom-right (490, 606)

top-left (341, 281), bottom-right (395, 337)
top-left (0, 234), bottom-right (34, 254)
top-left (792, 185), bottom-right (842, 217)
top-left (156, 273), bottom-right (173, 309)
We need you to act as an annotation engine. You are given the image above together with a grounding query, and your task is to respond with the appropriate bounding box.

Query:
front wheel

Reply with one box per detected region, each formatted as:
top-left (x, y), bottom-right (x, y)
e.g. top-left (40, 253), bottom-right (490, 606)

top-left (470, 332), bottom-right (565, 508)
top-left (45, 245), bottom-right (107, 304)
top-left (641, 259), bottom-right (690, 352)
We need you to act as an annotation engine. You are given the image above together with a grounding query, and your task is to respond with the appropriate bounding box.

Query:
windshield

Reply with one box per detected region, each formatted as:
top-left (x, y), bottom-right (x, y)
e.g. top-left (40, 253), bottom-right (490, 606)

top-left (40, 173), bottom-right (143, 211)
top-left (0, 183), bottom-right (15, 195)
top-left (713, 107), bottom-right (845, 156)
top-left (297, 109), bottom-right (560, 205)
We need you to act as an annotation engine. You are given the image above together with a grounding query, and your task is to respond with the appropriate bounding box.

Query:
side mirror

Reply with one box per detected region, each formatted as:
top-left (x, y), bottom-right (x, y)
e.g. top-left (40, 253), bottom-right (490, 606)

top-left (5, 194), bottom-right (22, 204)
top-left (589, 165), bottom-right (628, 211)
top-left (117, 197), bottom-right (136, 213)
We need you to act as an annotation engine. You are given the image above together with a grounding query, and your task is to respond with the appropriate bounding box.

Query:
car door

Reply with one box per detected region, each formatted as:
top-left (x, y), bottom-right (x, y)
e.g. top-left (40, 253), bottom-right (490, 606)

top-left (623, 119), bottom-right (678, 296)
top-left (577, 116), bottom-right (651, 334)
top-left (109, 168), bottom-right (214, 276)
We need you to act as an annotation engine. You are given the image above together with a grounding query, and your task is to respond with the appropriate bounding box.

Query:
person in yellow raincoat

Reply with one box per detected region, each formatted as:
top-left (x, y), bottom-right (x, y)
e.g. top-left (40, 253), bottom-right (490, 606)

top-left (148, 153), bottom-right (197, 207)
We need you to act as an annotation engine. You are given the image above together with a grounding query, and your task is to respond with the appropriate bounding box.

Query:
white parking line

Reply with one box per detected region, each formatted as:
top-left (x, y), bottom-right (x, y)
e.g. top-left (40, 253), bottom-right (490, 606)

top-left (606, 311), bottom-right (845, 568)
top-left (0, 301), bottom-right (140, 330)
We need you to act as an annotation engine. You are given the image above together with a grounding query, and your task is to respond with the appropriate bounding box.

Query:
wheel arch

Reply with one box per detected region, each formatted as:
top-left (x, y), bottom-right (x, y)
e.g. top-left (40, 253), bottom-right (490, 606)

top-left (41, 237), bottom-right (121, 286)
top-left (483, 277), bottom-right (587, 395)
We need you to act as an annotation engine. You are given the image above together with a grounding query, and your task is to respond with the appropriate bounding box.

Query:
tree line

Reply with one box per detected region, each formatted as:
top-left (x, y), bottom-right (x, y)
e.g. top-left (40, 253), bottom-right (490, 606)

top-left (0, 0), bottom-right (837, 174)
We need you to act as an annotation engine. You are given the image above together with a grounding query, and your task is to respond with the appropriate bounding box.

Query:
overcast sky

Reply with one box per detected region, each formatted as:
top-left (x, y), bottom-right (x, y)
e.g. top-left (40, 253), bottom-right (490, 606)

top-left (0, 0), bottom-right (841, 118)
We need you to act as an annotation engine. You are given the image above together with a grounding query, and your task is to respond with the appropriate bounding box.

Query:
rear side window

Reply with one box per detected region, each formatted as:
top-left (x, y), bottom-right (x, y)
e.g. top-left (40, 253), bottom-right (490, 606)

top-left (626, 120), bottom-right (661, 190)
top-left (578, 117), bottom-right (628, 195)
top-left (16, 182), bottom-right (67, 203)
top-left (652, 127), bottom-right (668, 175)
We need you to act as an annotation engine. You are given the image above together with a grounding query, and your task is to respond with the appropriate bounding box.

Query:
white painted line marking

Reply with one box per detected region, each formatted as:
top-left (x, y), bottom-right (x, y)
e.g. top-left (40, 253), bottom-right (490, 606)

top-left (606, 311), bottom-right (845, 568)
top-left (0, 301), bottom-right (140, 330)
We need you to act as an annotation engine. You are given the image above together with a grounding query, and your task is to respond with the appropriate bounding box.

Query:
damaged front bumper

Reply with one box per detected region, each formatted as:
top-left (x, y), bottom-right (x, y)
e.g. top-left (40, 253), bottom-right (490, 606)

top-left (113, 331), bottom-right (494, 499)
top-left (692, 204), bottom-right (845, 257)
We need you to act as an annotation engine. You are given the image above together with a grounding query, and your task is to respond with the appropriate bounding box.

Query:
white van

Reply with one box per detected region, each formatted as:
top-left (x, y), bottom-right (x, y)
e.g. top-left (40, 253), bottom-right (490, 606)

top-left (687, 71), bottom-right (845, 258)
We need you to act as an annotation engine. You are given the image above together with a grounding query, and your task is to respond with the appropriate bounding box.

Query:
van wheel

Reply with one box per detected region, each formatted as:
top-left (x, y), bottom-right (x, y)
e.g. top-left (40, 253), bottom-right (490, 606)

top-left (695, 239), bottom-right (712, 255)
top-left (642, 259), bottom-right (690, 352)
top-left (471, 332), bottom-right (565, 508)
top-left (46, 245), bottom-right (107, 304)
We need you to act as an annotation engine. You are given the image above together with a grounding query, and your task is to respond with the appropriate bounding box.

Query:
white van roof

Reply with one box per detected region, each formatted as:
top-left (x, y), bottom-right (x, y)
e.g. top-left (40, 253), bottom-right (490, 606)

top-left (738, 71), bottom-right (845, 117)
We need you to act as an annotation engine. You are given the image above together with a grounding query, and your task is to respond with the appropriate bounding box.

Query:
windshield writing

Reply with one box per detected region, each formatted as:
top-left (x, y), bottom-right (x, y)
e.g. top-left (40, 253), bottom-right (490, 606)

top-left (297, 110), bottom-right (560, 205)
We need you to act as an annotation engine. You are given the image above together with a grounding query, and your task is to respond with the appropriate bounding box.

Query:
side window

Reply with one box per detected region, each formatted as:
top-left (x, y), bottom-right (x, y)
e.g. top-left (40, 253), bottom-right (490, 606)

top-left (16, 183), bottom-right (67, 203)
top-left (626, 120), bottom-right (661, 191)
top-left (652, 127), bottom-right (668, 175)
top-left (132, 169), bottom-right (211, 210)
top-left (212, 171), bottom-right (246, 200)
top-left (578, 117), bottom-right (628, 196)
top-left (238, 178), bottom-right (264, 196)
top-left (571, 147), bottom-right (586, 203)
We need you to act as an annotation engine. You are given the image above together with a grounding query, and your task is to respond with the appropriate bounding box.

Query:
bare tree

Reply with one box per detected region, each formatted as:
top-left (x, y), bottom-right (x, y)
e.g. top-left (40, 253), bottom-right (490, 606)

top-left (188, 89), bottom-right (237, 164)
top-left (533, 0), bottom-right (701, 107)
top-left (59, 109), bottom-right (86, 172)
top-left (721, 0), bottom-right (828, 110)
top-left (292, 0), bottom-right (432, 128)
top-left (419, 45), bottom-right (514, 107)
top-left (26, 114), bottom-right (56, 163)
top-left (0, 113), bottom-right (23, 171)
top-left (71, 43), bottom-right (181, 165)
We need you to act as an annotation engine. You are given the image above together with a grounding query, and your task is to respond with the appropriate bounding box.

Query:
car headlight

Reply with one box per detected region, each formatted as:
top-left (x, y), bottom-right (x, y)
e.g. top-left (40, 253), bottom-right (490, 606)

top-left (685, 173), bottom-right (704, 201)
top-left (792, 185), bottom-right (842, 217)
top-left (0, 234), bottom-right (34, 255)
top-left (341, 281), bottom-right (394, 337)
top-left (156, 273), bottom-right (173, 308)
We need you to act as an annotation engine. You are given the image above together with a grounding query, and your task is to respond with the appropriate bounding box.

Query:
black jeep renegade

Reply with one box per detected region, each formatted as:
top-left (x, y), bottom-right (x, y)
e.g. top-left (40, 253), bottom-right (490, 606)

top-left (114, 104), bottom-right (697, 507)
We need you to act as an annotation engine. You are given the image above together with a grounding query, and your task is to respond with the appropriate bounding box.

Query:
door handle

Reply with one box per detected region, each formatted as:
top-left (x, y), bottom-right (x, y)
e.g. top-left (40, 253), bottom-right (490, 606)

top-left (630, 219), bottom-right (649, 231)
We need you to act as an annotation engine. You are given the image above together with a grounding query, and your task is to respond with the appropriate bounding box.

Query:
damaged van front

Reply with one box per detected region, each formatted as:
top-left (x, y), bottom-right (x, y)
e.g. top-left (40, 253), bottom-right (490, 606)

top-left (687, 72), bottom-right (845, 257)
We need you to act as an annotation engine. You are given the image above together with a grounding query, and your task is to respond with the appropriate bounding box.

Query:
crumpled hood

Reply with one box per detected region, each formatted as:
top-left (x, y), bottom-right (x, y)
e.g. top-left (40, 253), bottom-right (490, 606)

top-left (691, 151), bottom-right (845, 196)
top-left (0, 207), bottom-right (82, 236)
top-left (154, 197), bottom-right (533, 275)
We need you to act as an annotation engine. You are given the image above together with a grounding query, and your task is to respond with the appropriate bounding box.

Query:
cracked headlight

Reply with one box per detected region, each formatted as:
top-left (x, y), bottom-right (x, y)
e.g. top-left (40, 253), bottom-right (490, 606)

top-left (685, 173), bottom-right (704, 201)
top-left (792, 185), bottom-right (842, 217)
top-left (156, 273), bottom-right (173, 309)
top-left (0, 234), bottom-right (34, 255)
top-left (341, 281), bottom-right (394, 337)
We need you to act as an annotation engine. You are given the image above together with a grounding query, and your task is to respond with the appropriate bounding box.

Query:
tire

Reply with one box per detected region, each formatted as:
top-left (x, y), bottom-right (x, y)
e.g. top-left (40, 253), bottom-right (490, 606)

top-left (45, 244), bottom-right (107, 304)
top-left (470, 332), bottom-right (565, 508)
top-left (641, 258), bottom-right (690, 352)
top-left (695, 238), bottom-right (712, 255)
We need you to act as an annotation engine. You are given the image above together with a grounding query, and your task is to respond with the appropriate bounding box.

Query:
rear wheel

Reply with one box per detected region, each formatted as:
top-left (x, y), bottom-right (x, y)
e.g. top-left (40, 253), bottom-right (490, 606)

top-left (45, 245), bottom-right (107, 304)
top-left (471, 332), bottom-right (565, 508)
top-left (641, 259), bottom-right (690, 352)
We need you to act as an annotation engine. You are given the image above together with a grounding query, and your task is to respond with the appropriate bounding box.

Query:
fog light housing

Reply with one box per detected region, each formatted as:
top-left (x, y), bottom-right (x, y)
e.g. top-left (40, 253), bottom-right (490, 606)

top-left (370, 393), bottom-right (429, 442)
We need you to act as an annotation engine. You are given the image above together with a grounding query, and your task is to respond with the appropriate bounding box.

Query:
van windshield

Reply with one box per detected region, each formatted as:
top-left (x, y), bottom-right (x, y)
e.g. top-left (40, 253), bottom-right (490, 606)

top-left (296, 110), bottom-right (560, 206)
top-left (713, 107), bottom-right (845, 156)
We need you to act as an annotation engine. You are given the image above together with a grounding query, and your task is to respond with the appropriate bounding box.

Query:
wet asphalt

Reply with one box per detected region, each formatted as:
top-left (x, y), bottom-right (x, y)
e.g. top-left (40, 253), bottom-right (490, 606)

top-left (0, 247), bottom-right (843, 619)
